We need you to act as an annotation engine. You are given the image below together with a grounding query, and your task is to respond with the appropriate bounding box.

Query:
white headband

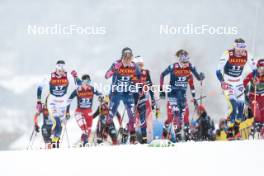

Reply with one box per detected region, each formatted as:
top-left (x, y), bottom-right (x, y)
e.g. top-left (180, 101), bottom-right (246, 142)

top-left (56, 63), bottom-right (65, 70)
top-left (234, 42), bottom-right (247, 49)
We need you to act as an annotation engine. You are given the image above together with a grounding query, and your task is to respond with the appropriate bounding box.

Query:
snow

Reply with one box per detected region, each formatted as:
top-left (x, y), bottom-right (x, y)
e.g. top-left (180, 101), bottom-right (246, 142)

top-left (2, 140), bottom-right (264, 176)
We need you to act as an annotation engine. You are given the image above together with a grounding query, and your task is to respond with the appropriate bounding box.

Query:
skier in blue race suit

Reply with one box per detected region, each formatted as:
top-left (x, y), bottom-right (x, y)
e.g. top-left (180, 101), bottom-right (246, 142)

top-left (160, 49), bottom-right (205, 141)
top-left (105, 47), bottom-right (141, 144)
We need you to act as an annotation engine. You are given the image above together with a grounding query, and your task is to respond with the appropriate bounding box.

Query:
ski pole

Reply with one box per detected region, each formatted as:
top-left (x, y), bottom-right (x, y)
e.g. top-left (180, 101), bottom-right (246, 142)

top-left (253, 83), bottom-right (257, 119)
top-left (27, 128), bottom-right (38, 150)
top-left (200, 80), bottom-right (203, 106)
top-left (117, 109), bottom-right (126, 141)
top-left (26, 128), bottom-right (35, 150)
top-left (60, 119), bottom-right (66, 144)
top-left (27, 112), bottom-right (41, 150)
top-left (64, 121), bottom-right (71, 148)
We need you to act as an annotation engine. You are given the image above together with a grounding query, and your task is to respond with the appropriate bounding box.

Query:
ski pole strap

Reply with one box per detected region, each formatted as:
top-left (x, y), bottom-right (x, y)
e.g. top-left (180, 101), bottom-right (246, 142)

top-left (44, 94), bottom-right (50, 107)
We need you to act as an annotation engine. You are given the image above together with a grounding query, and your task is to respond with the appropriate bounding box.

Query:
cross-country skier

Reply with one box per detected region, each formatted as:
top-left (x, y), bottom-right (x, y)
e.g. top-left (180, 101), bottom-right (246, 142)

top-left (244, 58), bottom-right (264, 138)
top-left (34, 97), bottom-right (53, 149)
top-left (133, 55), bottom-right (159, 144)
top-left (105, 47), bottom-right (141, 144)
top-left (66, 74), bottom-right (102, 146)
top-left (160, 49), bottom-right (205, 142)
top-left (36, 60), bottom-right (78, 147)
top-left (192, 105), bottom-right (215, 141)
top-left (92, 95), bottom-right (122, 144)
top-left (216, 38), bottom-right (256, 139)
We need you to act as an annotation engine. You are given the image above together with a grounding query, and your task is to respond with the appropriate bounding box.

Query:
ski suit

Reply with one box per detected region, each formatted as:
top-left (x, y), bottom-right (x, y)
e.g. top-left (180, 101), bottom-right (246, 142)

top-left (67, 85), bottom-right (102, 144)
top-left (37, 72), bottom-right (71, 143)
top-left (105, 59), bottom-right (141, 140)
top-left (216, 49), bottom-right (256, 123)
top-left (160, 62), bottom-right (203, 131)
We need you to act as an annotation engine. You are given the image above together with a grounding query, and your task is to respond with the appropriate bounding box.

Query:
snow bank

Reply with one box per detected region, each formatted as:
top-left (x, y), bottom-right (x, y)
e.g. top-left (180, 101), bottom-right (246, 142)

top-left (1, 140), bottom-right (264, 176)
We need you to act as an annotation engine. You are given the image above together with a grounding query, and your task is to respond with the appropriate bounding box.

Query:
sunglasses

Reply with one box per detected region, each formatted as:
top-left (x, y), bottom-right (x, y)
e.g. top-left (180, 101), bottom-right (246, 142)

top-left (180, 61), bottom-right (189, 64)
top-left (56, 64), bottom-right (65, 71)
top-left (234, 43), bottom-right (247, 49)
top-left (82, 79), bottom-right (91, 84)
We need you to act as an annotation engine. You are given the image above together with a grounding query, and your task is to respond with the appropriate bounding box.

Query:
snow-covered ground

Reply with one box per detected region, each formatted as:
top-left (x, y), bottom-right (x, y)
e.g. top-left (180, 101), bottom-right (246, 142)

top-left (1, 140), bottom-right (264, 176)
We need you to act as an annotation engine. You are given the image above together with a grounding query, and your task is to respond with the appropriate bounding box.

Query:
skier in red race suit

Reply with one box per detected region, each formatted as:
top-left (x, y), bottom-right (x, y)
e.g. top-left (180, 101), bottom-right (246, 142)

top-left (244, 58), bottom-right (264, 137)
top-left (66, 74), bottom-right (102, 146)
top-left (160, 49), bottom-right (205, 142)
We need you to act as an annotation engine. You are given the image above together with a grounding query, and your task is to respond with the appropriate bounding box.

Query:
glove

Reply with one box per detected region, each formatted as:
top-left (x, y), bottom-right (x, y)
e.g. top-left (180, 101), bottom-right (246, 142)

top-left (36, 101), bottom-right (42, 113)
top-left (71, 70), bottom-right (78, 78)
top-left (155, 108), bottom-right (161, 118)
top-left (65, 113), bottom-right (71, 120)
top-left (253, 78), bottom-right (260, 85)
top-left (34, 124), bottom-right (40, 133)
top-left (159, 92), bottom-right (166, 99)
top-left (113, 62), bottom-right (123, 71)
top-left (159, 85), bottom-right (166, 99)
top-left (98, 96), bottom-right (104, 103)
top-left (199, 72), bottom-right (205, 80)
top-left (221, 81), bottom-right (229, 90)
top-left (193, 99), bottom-right (198, 107)
top-left (151, 100), bottom-right (156, 110)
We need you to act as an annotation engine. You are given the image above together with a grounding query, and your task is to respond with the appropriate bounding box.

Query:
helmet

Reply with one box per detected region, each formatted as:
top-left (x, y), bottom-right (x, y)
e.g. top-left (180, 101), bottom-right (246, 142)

top-left (234, 38), bottom-right (247, 49)
top-left (197, 105), bottom-right (206, 113)
top-left (104, 95), bottom-right (110, 104)
top-left (56, 60), bottom-right (65, 65)
top-left (176, 50), bottom-right (189, 63)
top-left (134, 55), bottom-right (144, 63)
top-left (56, 60), bottom-right (65, 70)
top-left (98, 95), bottom-right (110, 104)
top-left (257, 59), bottom-right (264, 67)
top-left (121, 47), bottom-right (133, 57)
top-left (81, 74), bottom-right (91, 84)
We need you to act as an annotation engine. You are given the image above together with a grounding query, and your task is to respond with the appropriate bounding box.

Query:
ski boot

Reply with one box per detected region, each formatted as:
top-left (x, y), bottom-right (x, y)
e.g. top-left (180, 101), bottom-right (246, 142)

top-left (81, 133), bottom-right (89, 146)
top-left (252, 122), bottom-right (264, 139)
top-left (226, 126), bottom-right (234, 140)
top-left (141, 134), bottom-right (148, 144)
top-left (96, 138), bottom-right (103, 144)
top-left (175, 127), bottom-right (182, 142)
top-left (109, 131), bottom-right (118, 145)
top-left (120, 127), bottom-right (128, 144)
top-left (108, 123), bottom-right (118, 145)
top-left (162, 123), bottom-right (170, 139)
top-left (51, 136), bottom-right (60, 148)
top-left (226, 121), bottom-right (241, 140)
top-left (183, 124), bottom-right (191, 141)
top-left (141, 137), bottom-right (147, 144)
top-left (129, 132), bottom-right (138, 144)
top-left (233, 121), bottom-right (241, 140)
